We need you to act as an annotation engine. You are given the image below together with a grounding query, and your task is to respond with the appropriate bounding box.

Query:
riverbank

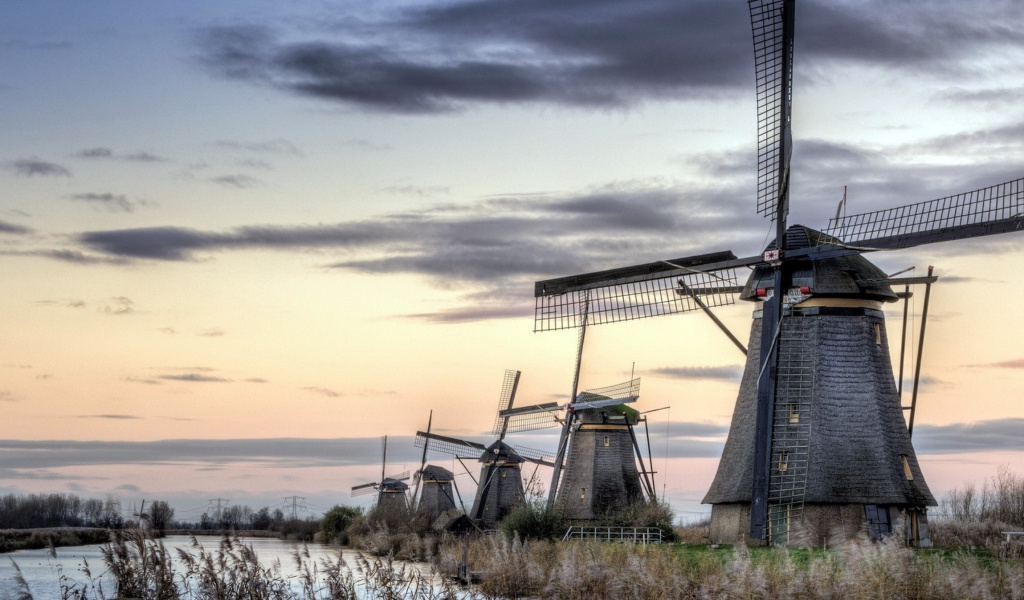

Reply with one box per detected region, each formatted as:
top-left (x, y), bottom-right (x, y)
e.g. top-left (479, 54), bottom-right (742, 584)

top-left (0, 527), bottom-right (110, 553)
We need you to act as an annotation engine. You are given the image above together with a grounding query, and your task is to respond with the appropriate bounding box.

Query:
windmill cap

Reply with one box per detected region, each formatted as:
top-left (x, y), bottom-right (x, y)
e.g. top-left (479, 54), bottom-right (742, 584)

top-left (480, 440), bottom-right (526, 463)
top-left (421, 465), bottom-right (453, 480)
top-left (740, 225), bottom-right (898, 302)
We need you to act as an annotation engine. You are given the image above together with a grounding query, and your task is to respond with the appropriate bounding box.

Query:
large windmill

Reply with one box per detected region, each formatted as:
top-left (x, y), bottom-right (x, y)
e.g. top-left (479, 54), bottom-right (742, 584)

top-left (414, 370), bottom-right (555, 528)
top-left (351, 436), bottom-right (411, 512)
top-left (532, 0), bottom-right (1023, 547)
top-left (499, 377), bottom-right (657, 519)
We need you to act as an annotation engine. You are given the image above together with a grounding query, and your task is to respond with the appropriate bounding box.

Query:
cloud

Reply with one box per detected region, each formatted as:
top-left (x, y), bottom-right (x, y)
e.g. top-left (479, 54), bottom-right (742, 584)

top-left (382, 184), bottom-right (451, 197)
top-left (213, 139), bottom-right (302, 155)
top-left (76, 147), bottom-right (114, 158)
top-left (123, 376), bottom-right (163, 385)
top-left (913, 418), bottom-right (1024, 454)
top-left (194, 1), bottom-right (753, 114)
top-left (157, 327), bottom-right (177, 334)
top-left (0, 220), bottom-right (32, 235)
top-left (193, 1), bottom-right (1024, 114)
top-left (245, 378), bottom-right (269, 383)
top-left (973, 359), bottom-right (1024, 369)
top-left (99, 296), bottom-right (135, 316)
top-left (406, 304), bottom-right (531, 323)
top-left (78, 414), bottom-right (140, 420)
top-left (303, 386), bottom-right (342, 398)
top-left (69, 192), bottom-right (135, 213)
top-left (0, 249), bottom-right (132, 265)
top-left (36, 373), bottom-right (54, 381)
top-left (649, 365), bottom-right (744, 382)
top-left (75, 148), bottom-right (168, 162)
top-left (77, 183), bottom-right (759, 279)
top-left (198, 328), bottom-right (225, 337)
top-left (123, 151), bottom-right (167, 162)
top-left (158, 373), bottom-right (232, 383)
top-left (8, 157), bottom-right (72, 177)
top-left (0, 437), bottom-right (427, 470)
top-left (116, 484), bottom-right (142, 492)
top-left (345, 139), bottom-right (391, 151)
top-left (210, 174), bottom-right (261, 188)
top-left (0, 390), bottom-right (15, 402)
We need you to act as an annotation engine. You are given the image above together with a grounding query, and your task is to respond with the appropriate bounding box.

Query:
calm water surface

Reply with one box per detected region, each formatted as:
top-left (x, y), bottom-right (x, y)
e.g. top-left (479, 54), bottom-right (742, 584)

top-left (0, 535), bottom-right (435, 599)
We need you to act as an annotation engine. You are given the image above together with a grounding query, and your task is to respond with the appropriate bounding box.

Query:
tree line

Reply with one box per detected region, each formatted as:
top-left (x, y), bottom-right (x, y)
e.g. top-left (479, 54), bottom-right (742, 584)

top-left (0, 493), bottom-right (127, 529)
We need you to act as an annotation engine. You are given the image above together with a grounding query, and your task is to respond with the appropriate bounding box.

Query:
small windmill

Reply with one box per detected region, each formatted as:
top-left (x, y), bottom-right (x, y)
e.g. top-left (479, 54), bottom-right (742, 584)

top-left (351, 436), bottom-right (410, 511)
top-left (415, 370), bottom-right (554, 527)
top-left (409, 411), bottom-right (459, 522)
top-left (532, 0), bottom-right (1024, 547)
top-left (503, 377), bottom-right (656, 519)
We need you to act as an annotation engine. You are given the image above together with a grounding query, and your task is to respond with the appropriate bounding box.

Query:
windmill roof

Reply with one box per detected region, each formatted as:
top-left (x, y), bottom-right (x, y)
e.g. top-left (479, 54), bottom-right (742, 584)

top-left (381, 478), bottom-right (409, 491)
top-left (740, 225), bottom-right (899, 302)
top-left (480, 440), bottom-right (526, 463)
top-left (575, 404), bottom-right (639, 425)
top-left (421, 465), bottom-right (453, 480)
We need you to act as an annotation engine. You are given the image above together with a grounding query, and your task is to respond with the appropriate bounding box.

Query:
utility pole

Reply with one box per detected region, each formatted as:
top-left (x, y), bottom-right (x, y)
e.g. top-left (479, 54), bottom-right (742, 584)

top-left (208, 498), bottom-right (230, 522)
top-left (283, 496), bottom-right (307, 521)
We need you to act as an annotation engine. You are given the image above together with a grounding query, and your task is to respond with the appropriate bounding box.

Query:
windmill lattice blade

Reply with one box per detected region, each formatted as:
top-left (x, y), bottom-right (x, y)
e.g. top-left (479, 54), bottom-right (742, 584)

top-left (351, 483), bottom-right (378, 497)
top-left (534, 264), bottom-right (742, 332)
top-left (491, 369), bottom-right (521, 436)
top-left (750, 0), bottom-right (794, 221)
top-left (414, 431), bottom-right (485, 458)
top-left (505, 411), bottom-right (562, 433)
top-left (385, 471), bottom-right (410, 481)
top-left (510, 444), bottom-right (555, 466)
top-left (577, 377), bottom-right (641, 405)
top-left (823, 177), bottom-right (1024, 250)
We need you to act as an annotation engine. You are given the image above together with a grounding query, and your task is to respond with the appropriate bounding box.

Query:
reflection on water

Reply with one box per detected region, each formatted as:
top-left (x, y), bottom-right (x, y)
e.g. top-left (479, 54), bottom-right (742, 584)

top-left (0, 535), bottom-right (436, 600)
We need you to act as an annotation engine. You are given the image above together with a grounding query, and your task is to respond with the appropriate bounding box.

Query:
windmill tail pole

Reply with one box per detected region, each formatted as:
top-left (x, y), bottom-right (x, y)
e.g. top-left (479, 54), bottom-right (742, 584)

top-left (643, 417), bottom-right (658, 502)
top-left (897, 284), bottom-right (911, 397)
top-left (907, 266), bottom-right (935, 438)
top-left (679, 281), bottom-right (747, 355)
top-left (547, 292), bottom-right (589, 508)
top-left (411, 411), bottom-right (433, 512)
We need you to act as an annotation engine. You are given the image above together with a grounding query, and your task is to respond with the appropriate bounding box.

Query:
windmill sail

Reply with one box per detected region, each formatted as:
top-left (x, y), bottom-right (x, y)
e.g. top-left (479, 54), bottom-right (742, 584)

top-left (750, 0), bottom-right (795, 222)
top-left (499, 402), bottom-right (563, 433)
top-left (534, 251), bottom-right (745, 332)
top-left (491, 369), bottom-right (521, 438)
top-left (572, 377), bottom-right (641, 409)
top-left (822, 177), bottom-right (1024, 250)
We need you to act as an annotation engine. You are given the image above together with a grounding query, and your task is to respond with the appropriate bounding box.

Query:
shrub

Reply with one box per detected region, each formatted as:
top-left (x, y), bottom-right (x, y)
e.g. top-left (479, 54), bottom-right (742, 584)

top-left (319, 505), bottom-right (362, 545)
top-left (500, 500), bottom-right (566, 541)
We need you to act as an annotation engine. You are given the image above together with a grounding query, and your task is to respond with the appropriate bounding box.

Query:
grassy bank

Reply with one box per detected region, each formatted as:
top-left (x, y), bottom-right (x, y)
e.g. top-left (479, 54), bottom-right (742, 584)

top-left (440, 534), bottom-right (1024, 599)
top-left (0, 527), bottom-right (110, 553)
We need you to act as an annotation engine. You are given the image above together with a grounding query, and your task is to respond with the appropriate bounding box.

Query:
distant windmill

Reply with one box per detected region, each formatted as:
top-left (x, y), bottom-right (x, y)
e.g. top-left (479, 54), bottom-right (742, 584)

top-left (501, 377), bottom-right (656, 519)
top-left (415, 370), bottom-right (554, 528)
top-left (531, 0), bottom-right (1024, 547)
top-left (410, 411), bottom-right (459, 522)
top-left (351, 436), bottom-right (410, 511)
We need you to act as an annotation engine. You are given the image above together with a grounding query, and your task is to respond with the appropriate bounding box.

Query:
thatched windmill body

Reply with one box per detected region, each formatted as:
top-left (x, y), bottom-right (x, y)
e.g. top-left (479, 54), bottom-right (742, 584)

top-left (532, 0), bottom-right (1023, 547)
top-left (504, 377), bottom-right (656, 520)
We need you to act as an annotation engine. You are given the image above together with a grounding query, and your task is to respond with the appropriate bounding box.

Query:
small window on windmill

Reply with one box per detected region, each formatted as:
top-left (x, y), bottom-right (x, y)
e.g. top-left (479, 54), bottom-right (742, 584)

top-left (865, 505), bottom-right (893, 541)
top-left (580, 488), bottom-right (586, 499)
top-left (501, 470), bottom-right (507, 479)
top-left (603, 436), bottom-right (610, 447)
top-left (778, 452), bottom-right (789, 472)
top-left (788, 404), bottom-right (800, 424)
top-left (901, 455), bottom-right (914, 480)
top-left (874, 323), bottom-right (882, 346)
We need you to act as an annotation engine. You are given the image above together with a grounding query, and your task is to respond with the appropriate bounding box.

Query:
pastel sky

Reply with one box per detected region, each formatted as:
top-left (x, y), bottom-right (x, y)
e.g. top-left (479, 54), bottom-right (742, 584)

top-left (2, 0), bottom-right (1023, 522)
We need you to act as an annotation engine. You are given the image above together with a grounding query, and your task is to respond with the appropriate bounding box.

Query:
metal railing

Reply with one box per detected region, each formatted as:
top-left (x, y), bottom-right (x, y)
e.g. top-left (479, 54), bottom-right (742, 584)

top-left (562, 526), bottom-right (663, 544)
